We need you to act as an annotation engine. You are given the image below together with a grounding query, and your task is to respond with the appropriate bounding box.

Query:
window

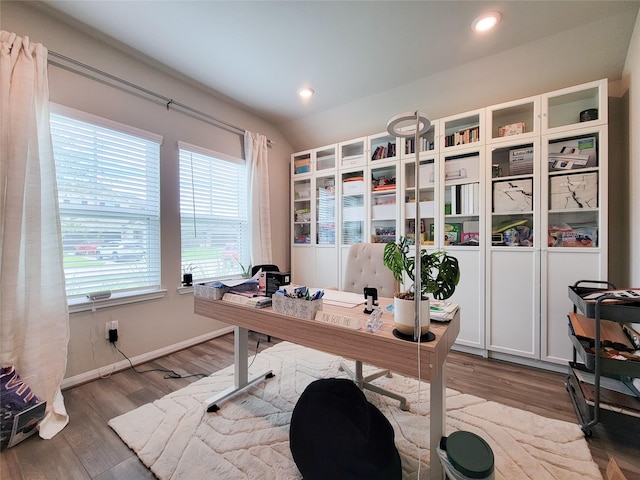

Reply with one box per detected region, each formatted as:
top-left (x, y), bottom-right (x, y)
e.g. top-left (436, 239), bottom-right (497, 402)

top-left (50, 105), bottom-right (162, 298)
top-left (179, 142), bottom-right (250, 280)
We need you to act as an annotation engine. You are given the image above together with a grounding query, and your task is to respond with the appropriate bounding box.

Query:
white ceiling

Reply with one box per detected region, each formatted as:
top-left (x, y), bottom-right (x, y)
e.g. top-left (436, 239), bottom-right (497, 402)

top-left (36, 1), bottom-right (640, 150)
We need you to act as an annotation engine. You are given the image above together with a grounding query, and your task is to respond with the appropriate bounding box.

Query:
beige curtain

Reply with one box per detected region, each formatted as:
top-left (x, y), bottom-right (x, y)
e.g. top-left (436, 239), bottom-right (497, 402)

top-left (244, 131), bottom-right (272, 265)
top-left (0, 31), bottom-right (70, 438)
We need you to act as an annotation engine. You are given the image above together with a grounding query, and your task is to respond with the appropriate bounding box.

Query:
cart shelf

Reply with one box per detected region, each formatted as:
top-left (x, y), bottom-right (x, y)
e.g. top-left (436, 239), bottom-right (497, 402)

top-left (565, 280), bottom-right (640, 437)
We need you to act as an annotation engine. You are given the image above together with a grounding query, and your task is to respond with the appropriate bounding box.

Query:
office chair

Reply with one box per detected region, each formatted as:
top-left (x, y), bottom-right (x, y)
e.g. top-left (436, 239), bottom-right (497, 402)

top-left (251, 264), bottom-right (279, 277)
top-left (251, 264), bottom-right (279, 342)
top-left (341, 243), bottom-right (409, 410)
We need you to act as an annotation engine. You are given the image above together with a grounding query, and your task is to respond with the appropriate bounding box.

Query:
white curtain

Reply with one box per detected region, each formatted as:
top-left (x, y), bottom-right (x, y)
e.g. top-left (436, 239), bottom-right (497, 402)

top-left (0, 31), bottom-right (70, 438)
top-left (245, 131), bottom-right (272, 265)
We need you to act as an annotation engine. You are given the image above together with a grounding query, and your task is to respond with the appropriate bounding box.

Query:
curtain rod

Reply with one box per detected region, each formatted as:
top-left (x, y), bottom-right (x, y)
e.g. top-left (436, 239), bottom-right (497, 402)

top-left (47, 50), bottom-right (274, 147)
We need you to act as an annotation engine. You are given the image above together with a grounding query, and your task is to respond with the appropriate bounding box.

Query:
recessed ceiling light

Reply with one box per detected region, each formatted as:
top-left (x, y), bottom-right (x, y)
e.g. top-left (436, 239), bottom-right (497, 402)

top-left (472, 11), bottom-right (502, 32)
top-left (298, 87), bottom-right (315, 98)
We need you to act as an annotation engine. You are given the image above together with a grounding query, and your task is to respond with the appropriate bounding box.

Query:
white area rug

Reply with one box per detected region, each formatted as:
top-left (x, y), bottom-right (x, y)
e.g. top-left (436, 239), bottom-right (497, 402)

top-left (108, 342), bottom-right (602, 480)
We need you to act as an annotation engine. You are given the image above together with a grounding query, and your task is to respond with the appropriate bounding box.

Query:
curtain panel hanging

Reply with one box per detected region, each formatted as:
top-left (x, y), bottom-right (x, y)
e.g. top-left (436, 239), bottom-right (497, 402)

top-left (245, 131), bottom-right (272, 265)
top-left (0, 31), bottom-right (70, 439)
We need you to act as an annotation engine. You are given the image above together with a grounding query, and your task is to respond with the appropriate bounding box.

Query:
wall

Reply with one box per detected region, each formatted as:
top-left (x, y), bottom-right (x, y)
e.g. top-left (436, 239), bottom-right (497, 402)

top-left (2, 2), bottom-right (293, 384)
top-left (623, 11), bottom-right (640, 286)
top-left (280, 9), bottom-right (639, 152)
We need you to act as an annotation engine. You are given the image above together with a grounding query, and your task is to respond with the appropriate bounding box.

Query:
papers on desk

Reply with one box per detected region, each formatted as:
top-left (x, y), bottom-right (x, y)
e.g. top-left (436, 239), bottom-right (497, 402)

top-left (320, 289), bottom-right (365, 308)
top-left (429, 301), bottom-right (459, 322)
top-left (212, 272), bottom-right (260, 288)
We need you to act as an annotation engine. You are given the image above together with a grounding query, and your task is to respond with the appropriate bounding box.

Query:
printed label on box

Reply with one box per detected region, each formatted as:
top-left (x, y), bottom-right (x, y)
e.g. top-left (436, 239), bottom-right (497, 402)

top-left (509, 147), bottom-right (534, 175)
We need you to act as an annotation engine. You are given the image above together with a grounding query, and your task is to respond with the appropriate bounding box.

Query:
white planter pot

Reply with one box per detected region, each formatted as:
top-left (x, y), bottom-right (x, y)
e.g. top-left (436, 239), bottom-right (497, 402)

top-left (393, 297), bottom-right (430, 336)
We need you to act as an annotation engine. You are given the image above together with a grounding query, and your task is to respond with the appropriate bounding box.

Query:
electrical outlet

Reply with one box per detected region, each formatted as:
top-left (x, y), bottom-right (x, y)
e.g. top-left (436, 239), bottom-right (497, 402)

top-left (105, 320), bottom-right (119, 339)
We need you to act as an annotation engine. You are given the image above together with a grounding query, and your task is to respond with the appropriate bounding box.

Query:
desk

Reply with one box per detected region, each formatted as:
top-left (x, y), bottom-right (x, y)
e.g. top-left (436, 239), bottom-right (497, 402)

top-left (195, 296), bottom-right (460, 480)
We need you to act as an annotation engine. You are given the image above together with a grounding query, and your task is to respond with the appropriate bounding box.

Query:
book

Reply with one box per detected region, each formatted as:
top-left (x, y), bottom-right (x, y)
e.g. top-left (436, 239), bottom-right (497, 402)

top-left (444, 223), bottom-right (462, 244)
top-left (222, 293), bottom-right (272, 308)
top-left (7, 401), bottom-right (46, 448)
top-left (430, 301), bottom-right (459, 322)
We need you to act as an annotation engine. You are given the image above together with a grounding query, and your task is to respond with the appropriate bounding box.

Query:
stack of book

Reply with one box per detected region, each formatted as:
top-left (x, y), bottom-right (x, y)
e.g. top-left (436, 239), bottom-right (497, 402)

top-left (444, 126), bottom-right (480, 147)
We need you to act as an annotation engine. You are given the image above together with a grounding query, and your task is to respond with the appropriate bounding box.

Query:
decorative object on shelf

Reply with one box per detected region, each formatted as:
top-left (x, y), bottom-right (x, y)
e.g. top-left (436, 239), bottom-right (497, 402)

top-left (383, 237), bottom-right (460, 341)
top-left (498, 121), bottom-right (525, 137)
top-left (579, 108), bottom-right (598, 122)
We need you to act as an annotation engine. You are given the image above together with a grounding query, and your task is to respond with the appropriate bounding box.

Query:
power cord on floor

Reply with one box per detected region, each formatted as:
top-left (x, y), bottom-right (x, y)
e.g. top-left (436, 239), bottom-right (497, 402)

top-left (248, 333), bottom-right (263, 369)
top-left (112, 342), bottom-right (208, 380)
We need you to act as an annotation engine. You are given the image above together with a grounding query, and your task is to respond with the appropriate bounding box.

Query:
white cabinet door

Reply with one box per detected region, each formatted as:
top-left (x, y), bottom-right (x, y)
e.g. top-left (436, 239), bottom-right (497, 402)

top-left (448, 248), bottom-right (484, 349)
top-left (542, 250), bottom-right (604, 364)
top-left (487, 250), bottom-right (540, 358)
top-left (292, 246), bottom-right (314, 286)
top-left (314, 246), bottom-right (338, 289)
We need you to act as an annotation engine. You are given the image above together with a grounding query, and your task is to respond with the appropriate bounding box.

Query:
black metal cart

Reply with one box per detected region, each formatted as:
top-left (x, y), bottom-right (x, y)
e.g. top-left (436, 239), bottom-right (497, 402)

top-left (565, 280), bottom-right (640, 437)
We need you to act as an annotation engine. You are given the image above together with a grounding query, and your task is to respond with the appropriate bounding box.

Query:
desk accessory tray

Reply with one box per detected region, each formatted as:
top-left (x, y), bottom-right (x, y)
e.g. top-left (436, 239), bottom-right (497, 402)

top-left (568, 285), bottom-right (640, 321)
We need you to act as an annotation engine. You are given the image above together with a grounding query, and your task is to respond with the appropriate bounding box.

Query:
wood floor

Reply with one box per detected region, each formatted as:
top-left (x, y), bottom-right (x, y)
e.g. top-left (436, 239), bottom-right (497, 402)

top-left (1, 332), bottom-right (638, 480)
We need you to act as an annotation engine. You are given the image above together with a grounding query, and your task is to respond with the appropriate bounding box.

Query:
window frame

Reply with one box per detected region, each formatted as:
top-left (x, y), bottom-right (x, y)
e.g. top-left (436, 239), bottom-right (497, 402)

top-left (50, 103), bottom-right (165, 311)
top-left (178, 141), bottom-right (251, 284)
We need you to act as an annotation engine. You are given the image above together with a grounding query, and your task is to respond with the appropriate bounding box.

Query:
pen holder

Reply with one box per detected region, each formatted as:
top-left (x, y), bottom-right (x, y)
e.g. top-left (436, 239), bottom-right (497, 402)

top-left (272, 293), bottom-right (323, 320)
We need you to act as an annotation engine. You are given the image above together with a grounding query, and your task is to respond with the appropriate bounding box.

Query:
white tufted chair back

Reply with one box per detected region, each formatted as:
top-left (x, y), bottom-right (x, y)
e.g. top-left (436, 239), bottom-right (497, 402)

top-left (341, 243), bottom-right (398, 298)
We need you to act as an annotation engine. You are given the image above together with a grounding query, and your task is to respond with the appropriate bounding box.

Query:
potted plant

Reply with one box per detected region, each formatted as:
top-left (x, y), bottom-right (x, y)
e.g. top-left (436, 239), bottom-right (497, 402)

top-left (383, 236), bottom-right (460, 337)
top-left (182, 264), bottom-right (197, 286)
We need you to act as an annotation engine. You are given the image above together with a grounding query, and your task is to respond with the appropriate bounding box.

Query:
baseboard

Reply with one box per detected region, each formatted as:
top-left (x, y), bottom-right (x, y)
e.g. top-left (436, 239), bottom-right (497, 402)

top-left (61, 326), bottom-right (235, 390)
top-left (451, 344), bottom-right (489, 357)
top-left (487, 351), bottom-right (568, 374)
top-left (451, 344), bottom-right (568, 374)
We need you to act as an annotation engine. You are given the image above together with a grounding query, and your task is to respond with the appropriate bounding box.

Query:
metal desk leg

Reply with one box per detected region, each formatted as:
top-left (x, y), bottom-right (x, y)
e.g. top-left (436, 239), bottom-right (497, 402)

top-left (204, 326), bottom-right (274, 412)
top-left (430, 361), bottom-right (446, 479)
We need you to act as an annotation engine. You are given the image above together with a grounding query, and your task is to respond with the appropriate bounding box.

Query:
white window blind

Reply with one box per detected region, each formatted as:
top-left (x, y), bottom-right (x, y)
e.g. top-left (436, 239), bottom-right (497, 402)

top-left (179, 142), bottom-right (250, 280)
top-left (50, 106), bottom-right (161, 298)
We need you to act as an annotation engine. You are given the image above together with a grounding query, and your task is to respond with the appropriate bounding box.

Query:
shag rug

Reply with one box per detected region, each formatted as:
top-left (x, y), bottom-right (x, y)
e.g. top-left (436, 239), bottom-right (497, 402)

top-left (108, 342), bottom-right (602, 480)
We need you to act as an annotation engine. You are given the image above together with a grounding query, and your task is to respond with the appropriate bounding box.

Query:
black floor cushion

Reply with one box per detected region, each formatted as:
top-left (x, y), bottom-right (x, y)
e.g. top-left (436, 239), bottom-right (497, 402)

top-left (289, 378), bottom-right (402, 480)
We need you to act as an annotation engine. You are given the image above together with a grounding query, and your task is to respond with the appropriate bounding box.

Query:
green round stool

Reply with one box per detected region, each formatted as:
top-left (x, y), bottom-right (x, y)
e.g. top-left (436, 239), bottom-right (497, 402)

top-left (437, 431), bottom-right (495, 480)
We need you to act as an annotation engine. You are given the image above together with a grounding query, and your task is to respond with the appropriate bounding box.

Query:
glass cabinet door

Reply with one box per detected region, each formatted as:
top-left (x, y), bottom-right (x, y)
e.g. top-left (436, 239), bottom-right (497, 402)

top-left (403, 158), bottom-right (436, 246)
top-left (292, 151), bottom-right (312, 177)
top-left (339, 137), bottom-right (366, 169)
top-left (542, 79), bottom-right (607, 134)
top-left (316, 174), bottom-right (336, 245)
top-left (442, 150), bottom-right (482, 247)
top-left (369, 132), bottom-right (398, 163)
top-left (340, 169), bottom-right (366, 245)
top-left (315, 145), bottom-right (337, 172)
top-left (293, 178), bottom-right (312, 244)
top-left (441, 110), bottom-right (483, 152)
top-left (489, 142), bottom-right (537, 247)
top-left (370, 163), bottom-right (398, 244)
top-left (400, 124), bottom-right (437, 160)
top-left (544, 130), bottom-right (602, 248)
